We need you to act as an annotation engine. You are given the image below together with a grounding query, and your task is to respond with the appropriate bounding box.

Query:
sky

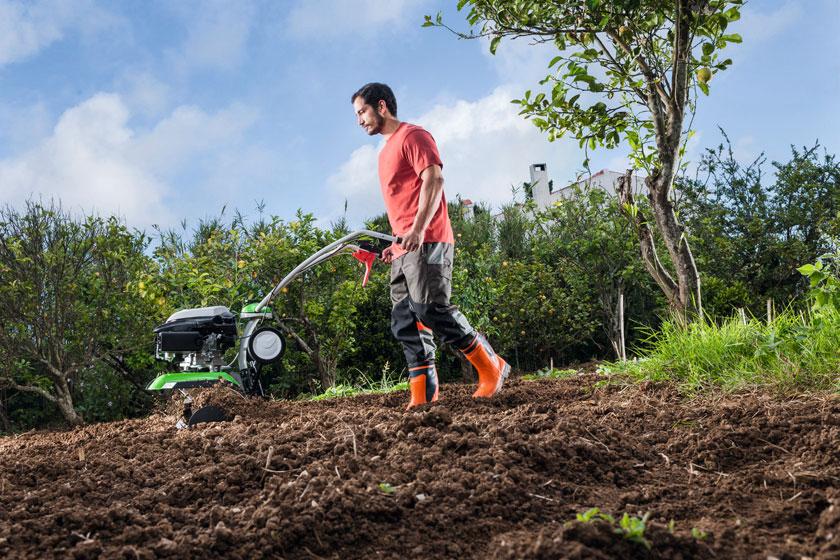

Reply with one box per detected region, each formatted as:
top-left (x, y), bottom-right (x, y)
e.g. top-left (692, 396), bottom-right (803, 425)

top-left (0, 0), bottom-right (838, 234)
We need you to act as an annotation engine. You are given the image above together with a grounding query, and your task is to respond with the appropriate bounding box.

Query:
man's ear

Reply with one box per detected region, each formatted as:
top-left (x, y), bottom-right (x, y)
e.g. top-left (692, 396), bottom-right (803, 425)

top-left (377, 99), bottom-right (388, 116)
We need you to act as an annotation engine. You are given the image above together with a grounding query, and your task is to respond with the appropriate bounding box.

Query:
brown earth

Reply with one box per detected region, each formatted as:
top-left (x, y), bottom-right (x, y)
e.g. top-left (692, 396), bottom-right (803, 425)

top-left (0, 375), bottom-right (838, 559)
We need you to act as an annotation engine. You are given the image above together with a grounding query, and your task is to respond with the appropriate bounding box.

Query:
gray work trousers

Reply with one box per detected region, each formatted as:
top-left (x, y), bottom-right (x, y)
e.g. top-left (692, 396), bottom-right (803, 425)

top-left (390, 242), bottom-right (475, 368)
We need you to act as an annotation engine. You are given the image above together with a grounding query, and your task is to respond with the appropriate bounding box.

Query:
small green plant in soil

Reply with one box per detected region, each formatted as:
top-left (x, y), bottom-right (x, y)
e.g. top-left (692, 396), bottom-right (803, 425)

top-left (378, 483), bottom-right (396, 495)
top-left (522, 367), bottom-right (578, 381)
top-left (619, 512), bottom-right (652, 550)
top-left (576, 507), bottom-right (615, 524)
top-left (574, 508), bottom-right (651, 550)
top-left (691, 527), bottom-right (708, 541)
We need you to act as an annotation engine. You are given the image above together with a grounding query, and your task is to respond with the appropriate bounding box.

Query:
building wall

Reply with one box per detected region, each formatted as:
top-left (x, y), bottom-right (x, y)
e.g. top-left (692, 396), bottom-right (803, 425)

top-left (530, 166), bottom-right (644, 210)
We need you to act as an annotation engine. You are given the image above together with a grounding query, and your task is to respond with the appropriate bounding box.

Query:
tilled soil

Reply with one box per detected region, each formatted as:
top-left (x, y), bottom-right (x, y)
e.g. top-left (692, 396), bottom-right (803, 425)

top-left (0, 376), bottom-right (838, 559)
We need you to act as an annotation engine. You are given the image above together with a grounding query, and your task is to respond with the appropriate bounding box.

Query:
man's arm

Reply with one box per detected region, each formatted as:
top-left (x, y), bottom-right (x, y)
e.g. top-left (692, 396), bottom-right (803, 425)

top-left (400, 164), bottom-right (444, 252)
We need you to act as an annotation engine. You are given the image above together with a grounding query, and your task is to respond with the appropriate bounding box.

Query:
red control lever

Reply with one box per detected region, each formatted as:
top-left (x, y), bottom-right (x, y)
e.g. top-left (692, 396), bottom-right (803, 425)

top-left (352, 249), bottom-right (377, 287)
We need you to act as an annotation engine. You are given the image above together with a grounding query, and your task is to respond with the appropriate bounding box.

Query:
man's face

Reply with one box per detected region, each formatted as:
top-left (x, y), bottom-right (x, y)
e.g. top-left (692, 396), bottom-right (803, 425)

top-left (353, 97), bottom-right (384, 136)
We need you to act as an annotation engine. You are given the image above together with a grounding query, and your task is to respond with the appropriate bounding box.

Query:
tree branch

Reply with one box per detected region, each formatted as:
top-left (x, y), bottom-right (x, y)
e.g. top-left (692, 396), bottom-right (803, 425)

top-left (0, 377), bottom-right (57, 403)
top-left (592, 34), bottom-right (648, 103)
top-left (617, 170), bottom-right (679, 305)
top-left (607, 30), bottom-right (671, 108)
top-left (276, 318), bottom-right (314, 356)
top-left (670, 0), bottom-right (693, 129)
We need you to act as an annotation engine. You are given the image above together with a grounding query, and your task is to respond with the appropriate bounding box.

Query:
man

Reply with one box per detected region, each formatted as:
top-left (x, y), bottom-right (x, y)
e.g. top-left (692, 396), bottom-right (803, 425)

top-left (351, 82), bottom-right (509, 409)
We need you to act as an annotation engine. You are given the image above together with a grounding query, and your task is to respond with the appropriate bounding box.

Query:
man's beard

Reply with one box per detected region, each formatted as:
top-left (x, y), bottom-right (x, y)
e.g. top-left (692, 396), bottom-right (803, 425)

top-left (367, 112), bottom-right (385, 135)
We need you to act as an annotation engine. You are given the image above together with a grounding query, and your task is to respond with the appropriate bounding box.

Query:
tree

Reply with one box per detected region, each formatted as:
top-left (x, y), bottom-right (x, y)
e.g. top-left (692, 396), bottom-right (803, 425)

top-left (0, 201), bottom-right (155, 426)
top-left (532, 185), bottom-right (663, 357)
top-left (428, 0), bottom-right (744, 315)
top-left (678, 135), bottom-right (840, 315)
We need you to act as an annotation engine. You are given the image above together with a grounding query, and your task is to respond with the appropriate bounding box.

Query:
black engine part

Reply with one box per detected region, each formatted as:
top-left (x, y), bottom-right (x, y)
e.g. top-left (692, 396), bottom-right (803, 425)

top-left (154, 311), bottom-right (238, 352)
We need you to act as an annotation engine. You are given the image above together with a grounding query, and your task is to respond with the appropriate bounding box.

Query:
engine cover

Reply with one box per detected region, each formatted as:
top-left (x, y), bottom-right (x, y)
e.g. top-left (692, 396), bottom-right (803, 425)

top-left (154, 306), bottom-right (238, 353)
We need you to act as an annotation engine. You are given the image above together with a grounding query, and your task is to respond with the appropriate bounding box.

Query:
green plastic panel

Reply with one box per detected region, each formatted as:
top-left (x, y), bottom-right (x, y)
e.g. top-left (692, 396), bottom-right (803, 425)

top-left (146, 371), bottom-right (241, 391)
top-left (241, 303), bottom-right (272, 314)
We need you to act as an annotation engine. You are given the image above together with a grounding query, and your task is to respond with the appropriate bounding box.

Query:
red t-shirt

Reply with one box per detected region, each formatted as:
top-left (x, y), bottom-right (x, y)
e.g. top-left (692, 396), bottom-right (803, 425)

top-left (378, 122), bottom-right (454, 258)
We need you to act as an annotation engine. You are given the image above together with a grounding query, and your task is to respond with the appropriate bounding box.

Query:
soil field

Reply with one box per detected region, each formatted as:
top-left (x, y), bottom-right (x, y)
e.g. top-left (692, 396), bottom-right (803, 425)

top-left (0, 376), bottom-right (838, 559)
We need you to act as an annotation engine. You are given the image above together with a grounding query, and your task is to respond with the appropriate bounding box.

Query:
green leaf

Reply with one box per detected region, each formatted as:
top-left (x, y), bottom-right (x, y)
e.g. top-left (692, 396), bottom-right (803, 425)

top-left (490, 35), bottom-right (502, 55)
top-left (698, 81), bottom-right (710, 96)
top-left (724, 7), bottom-right (741, 22)
top-left (722, 33), bottom-right (742, 44)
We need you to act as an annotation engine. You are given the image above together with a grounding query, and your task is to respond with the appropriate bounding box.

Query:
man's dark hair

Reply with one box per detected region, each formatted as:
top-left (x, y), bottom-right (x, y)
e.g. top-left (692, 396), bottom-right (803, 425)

top-left (351, 83), bottom-right (397, 117)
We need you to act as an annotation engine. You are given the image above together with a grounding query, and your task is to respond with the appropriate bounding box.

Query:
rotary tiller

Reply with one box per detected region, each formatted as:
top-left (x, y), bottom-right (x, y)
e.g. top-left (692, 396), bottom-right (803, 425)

top-left (146, 229), bottom-right (398, 428)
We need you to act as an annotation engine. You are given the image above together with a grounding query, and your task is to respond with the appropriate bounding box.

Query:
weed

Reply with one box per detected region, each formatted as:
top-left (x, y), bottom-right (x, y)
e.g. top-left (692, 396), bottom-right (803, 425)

top-left (671, 419), bottom-right (700, 430)
top-left (378, 482), bottom-right (395, 494)
top-left (309, 384), bottom-right (360, 401)
top-left (573, 509), bottom-right (651, 549)
top-left (576, 507), bottom-right (615, 524)
top-left (307, 363), bottom-right (409, 401)
top-left (618, 512), bottom-right (651, 550)
top-left (691, 527), bottom-right (708, 540)
top-left (522, 367), bottom-right (578, 381)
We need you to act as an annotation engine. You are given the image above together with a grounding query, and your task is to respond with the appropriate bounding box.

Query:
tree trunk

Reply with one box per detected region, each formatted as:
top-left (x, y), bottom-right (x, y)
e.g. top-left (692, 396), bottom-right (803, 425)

top-left (54, 377), bottom-right (84, 426)
top-left (648, 173), bottom-right (702, 316)
top-left (318, 356), bottom-right (337, 390)
top-left (599, 278), bottom-right (624, 359)
top-left (618, 170), bottom-right (701, 318)
top-left (0, 392), bottom-right (11, 433)
top-left (459, 357), bottom-right (476, 385)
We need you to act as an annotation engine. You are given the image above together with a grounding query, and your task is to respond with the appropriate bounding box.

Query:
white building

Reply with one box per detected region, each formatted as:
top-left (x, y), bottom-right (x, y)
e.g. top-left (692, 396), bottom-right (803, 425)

top-left (528, 163), bottom-right (644, 209)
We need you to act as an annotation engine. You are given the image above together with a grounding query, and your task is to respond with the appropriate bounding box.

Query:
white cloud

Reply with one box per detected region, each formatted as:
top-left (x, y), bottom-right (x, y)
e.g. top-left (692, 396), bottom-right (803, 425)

top-left (118, 71), bottom-right (171, 118)
top-left (0, 93), bottom-right (259, 229)
top-left (0, 0), bottom-right (117, 65)
top-left (286, 0), bottom-right (426, 39)
top-left (327, 86), bottom-right (579, 226)
top-left (0, 94), bottom-right (171, 226)
top-left (132, 103), bottom-right (258, 174)
top-left (483, 35), bottom-right (558, 88)
top-left (326, 144), bottom-right (383, 221)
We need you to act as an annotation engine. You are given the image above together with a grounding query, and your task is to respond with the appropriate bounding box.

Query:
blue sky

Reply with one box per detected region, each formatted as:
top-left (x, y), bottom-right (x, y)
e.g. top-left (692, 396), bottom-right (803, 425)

top-left (0, 0), bottom-right (838, 232)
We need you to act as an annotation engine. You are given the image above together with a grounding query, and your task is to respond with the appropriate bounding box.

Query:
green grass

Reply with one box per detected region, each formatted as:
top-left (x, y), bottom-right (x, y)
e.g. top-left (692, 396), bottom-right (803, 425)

top-left (522, 367), bottom-right (578, 381)
top-left (308, 381), bottom-right (409, 401)
top-left (603, 307), bottom-right (840, 392)
top-left (306, 365), bottom-right (409, 401)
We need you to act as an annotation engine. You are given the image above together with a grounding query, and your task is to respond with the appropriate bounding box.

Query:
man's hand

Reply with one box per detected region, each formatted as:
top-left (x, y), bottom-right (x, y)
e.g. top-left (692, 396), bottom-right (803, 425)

top-left (381, 245), bottom-right (395, 264)
top-left (400, 227), bottom-right (425, 253)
